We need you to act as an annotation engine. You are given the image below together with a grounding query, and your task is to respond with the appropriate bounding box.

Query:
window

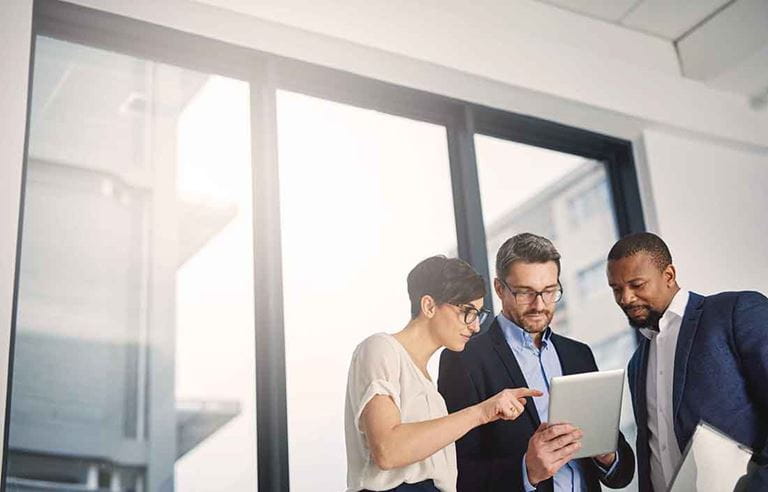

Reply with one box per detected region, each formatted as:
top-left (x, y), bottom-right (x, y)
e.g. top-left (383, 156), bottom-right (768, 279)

top-left (475, 135), bottom-right (637, 491)
top-left (577, 260), bottom-right (608, 300)
top-left (7, 36), bottom-right (257, 491)
top-left (7, 5), bottom-right (646, 491)
top-left (568, 178), bottom-right (612, 227)
top-left (276, 90), bottom-right (456, 491)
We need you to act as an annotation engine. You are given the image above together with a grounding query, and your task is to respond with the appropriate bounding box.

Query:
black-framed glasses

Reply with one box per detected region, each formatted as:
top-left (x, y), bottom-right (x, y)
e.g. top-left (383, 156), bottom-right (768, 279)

top-left (500, 280), bottom-right (563, 305)
top-left (452, 304), bottom-right (491, 325)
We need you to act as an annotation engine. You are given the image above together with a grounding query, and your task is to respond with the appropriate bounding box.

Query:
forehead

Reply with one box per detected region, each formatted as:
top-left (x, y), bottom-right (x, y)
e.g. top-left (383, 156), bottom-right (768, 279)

top-left (505, 260), bottom-right (558, 286)
top-left (607, 252), bottom-right (659, 279)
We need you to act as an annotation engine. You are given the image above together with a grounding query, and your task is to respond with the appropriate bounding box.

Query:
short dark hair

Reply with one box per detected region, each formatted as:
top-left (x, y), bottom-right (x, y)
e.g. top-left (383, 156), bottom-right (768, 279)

top-left (495, 233), bottom-right (561, 280)
top-left (607, 232), bottom-right (672, 271)
top-left (407, 255), bottom-right (486, 318)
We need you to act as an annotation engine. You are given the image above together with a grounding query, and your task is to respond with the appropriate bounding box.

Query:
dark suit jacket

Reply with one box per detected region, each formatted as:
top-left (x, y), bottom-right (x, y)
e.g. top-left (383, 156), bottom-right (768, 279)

top-left (438, 321), bottom-right (635, 492)
top-left (627, 291), bottom-right (768, 492)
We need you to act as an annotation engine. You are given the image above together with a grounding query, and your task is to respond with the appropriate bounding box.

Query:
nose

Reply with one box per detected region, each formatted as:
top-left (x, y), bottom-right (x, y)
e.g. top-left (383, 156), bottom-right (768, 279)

top-left (618, 287), bottom-right (635, 307)
top-left (532, 292), bottom-right (546, 309)
top-left (469, 318), bottom-right (481, 334)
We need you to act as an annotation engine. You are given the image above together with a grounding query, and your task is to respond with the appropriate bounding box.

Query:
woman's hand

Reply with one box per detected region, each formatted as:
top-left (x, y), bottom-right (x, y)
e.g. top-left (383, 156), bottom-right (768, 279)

top-left (476, 387), bottom-right (543, 425)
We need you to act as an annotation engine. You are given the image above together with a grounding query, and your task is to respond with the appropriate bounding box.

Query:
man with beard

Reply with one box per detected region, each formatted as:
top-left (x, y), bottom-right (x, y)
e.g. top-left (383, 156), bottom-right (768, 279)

top-left (606, 232), bottom-right (768, 492)
top-left (439, 233), bottom-right (634, 492)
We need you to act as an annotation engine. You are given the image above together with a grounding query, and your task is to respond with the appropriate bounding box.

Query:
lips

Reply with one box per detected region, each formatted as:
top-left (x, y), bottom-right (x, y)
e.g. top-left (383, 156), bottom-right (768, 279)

top-left (625, 306), bottom-right (648, 317)
top-left (624, 306), bottom-right (649, 318)
top-left (525, 312), bottom-right (546, 319)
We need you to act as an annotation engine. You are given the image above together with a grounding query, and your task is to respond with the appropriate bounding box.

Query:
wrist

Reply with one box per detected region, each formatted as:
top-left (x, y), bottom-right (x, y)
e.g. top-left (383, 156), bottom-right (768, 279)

top-left (472, 403), bottom-right (488, 426)
top-left (524, 457), bottom-right (541, 486)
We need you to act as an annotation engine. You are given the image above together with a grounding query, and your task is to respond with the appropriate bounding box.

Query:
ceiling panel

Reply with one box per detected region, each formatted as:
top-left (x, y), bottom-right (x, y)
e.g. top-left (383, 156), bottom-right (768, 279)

top-left (621, 0), bottom-right (732, 40)
top-left (537, 0), bottom-right (638, 22)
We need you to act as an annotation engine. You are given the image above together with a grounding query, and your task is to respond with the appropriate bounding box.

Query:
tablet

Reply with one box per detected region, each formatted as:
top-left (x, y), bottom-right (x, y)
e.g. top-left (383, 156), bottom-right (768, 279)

top-left (547, 368), bottom-right (625, 459)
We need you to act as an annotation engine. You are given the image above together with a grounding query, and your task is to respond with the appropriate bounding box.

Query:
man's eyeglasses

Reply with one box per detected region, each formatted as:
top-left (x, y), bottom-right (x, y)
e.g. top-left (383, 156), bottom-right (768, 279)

top-left (452, 304), bottom-right (491, 325)
top-left (500, 280), bottom-right (564, 305)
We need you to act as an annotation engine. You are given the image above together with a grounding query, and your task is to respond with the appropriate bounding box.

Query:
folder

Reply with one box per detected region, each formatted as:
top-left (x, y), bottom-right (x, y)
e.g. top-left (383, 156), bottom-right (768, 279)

top-left (667, 421), bottom-right (754, 492)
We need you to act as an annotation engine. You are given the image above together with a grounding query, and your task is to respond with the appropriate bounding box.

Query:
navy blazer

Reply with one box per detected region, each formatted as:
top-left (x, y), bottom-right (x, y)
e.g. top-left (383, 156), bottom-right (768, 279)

top-left (627, 291), bottom-right (768, 492)
top-left (439, 321), bottom-right (635, 492)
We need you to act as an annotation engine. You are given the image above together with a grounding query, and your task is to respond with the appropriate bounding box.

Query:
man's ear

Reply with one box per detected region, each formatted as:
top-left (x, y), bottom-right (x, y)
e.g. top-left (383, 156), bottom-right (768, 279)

top-left (420, 295), bottom-right (437, 318)
top-left (664, 264), bottom-right (677, 287)
top-left (494, 278), bottom-right (505, 299)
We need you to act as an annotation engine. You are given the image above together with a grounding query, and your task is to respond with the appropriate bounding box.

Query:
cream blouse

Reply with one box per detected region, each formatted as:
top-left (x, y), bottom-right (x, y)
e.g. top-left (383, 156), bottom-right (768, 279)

top-left (345, 333), bottom-right (457, 492)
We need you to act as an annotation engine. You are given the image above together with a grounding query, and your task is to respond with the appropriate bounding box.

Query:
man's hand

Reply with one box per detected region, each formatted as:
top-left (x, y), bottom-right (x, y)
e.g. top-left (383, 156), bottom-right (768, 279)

top-left (594, 451), bottom-right (617, 469)
top-left (525, 422), bottom-right (583, 486)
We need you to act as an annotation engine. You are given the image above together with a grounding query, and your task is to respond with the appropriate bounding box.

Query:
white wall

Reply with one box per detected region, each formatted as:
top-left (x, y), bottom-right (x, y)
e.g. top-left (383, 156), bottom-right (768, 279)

top-left (642, 129), bottom-right (768, 295)
top-left (0, 0), bottom-right (33, 473)
top-left (59, 0), bottom-right (768, 148)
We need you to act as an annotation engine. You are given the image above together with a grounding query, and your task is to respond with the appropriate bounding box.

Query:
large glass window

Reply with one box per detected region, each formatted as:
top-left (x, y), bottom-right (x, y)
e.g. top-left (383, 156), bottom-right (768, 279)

top-left (8, 37), bottom-right (257, 491)
top-left (276, 90), bottom-right (457, 491)
top-left (7, 9), bottom-right (646, 490)
top-left (475, 134), bottom-right (637, 491)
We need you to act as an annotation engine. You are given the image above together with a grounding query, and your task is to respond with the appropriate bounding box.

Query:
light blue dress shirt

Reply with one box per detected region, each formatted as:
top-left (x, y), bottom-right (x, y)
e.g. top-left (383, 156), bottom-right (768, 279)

top-left (497, 313), bottom-right (618, 492)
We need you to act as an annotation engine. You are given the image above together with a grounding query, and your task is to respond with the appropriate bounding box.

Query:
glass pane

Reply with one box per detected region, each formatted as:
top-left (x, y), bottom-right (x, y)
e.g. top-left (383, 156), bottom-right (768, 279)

top-left (8, 36), bottom-right (257, 491)
top-left (475, 134), bottom-right (637, 491)
top-left (277, 90), bottom-right (457, 491)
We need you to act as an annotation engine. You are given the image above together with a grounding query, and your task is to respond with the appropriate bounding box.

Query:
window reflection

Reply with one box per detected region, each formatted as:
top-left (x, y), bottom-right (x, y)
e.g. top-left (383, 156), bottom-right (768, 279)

top-left (475, 135), bottom-right (637, 491)
top-left (277, 90), bottom-right (457, 491)
top-left (8, 37), bottom-right (257, 491)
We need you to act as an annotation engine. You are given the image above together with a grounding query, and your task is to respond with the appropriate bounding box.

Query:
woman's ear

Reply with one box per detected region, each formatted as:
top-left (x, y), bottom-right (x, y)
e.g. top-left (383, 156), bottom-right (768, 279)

top-left (420, 294), bottom-right (437, 319)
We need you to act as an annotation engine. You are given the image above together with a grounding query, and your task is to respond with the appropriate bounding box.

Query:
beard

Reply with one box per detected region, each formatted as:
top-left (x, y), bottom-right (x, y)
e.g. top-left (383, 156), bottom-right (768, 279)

top-left (623, 304), bottom-right (664, 329)
top-left (516, 308), bottom-right (554, 333)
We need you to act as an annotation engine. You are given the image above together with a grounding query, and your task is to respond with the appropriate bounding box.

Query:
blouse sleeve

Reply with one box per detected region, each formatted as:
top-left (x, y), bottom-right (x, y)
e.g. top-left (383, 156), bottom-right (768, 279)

top-left (349, 335), bottom-right (402, 433)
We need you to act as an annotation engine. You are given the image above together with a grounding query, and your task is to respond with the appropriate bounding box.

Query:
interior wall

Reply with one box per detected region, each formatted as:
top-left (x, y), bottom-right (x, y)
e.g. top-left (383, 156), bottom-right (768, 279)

top-left (56, 0), bottom-right (768, 148)
top-left (641, 129), bottom-right (768, 295)
top-left (0, 0), bottom-right (34, 473)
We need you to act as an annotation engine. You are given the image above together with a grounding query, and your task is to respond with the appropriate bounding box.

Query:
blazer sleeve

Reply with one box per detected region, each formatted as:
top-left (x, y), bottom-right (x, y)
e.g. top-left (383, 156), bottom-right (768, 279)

top-left (733, 292), bottom-right (768, 491)
top-left (597, 431), bottom-right (636, 489)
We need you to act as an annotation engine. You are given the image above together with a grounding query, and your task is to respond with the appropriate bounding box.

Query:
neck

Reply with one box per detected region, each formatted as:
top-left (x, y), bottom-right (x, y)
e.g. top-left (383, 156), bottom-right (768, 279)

top-left (394, 319), bottom-right (441, 373)
top-left (661, 285), bottom-right (682, 315)
top-left (531, 331), bottom-right (544, 349)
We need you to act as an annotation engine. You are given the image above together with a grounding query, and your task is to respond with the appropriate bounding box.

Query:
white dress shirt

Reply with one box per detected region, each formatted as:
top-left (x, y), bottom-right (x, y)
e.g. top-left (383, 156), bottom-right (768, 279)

top-left (641, 289), bottom-right (689, 492)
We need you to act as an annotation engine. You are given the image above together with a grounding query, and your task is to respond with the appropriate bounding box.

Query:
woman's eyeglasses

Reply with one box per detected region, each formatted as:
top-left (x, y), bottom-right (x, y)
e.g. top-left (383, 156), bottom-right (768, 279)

top-left (451, 304), bottom-right (491, 325)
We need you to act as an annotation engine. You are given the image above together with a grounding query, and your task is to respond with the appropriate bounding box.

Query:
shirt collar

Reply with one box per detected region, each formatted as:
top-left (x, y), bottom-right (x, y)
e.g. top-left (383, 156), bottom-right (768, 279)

top-left (639, 289), bottom-right (690, 340)
top-left (497, 312), bottom-right (552, 351)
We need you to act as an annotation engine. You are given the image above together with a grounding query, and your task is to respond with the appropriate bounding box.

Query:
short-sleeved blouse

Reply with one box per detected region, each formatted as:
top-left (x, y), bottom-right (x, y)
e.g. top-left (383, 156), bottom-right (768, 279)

top-left (345, 333), bottom-right (457, 492)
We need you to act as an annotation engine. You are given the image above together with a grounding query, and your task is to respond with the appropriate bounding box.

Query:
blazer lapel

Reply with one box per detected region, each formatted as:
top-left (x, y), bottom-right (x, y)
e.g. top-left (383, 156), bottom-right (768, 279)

top-left (489, 322), bottom-right (541, 428)
top-left (673, 292), bottom-right (705, 439)
top-left (550, 334), bottom-right (580, 376)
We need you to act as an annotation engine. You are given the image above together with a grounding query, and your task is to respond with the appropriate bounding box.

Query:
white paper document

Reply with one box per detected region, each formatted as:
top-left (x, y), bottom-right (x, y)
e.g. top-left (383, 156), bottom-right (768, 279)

top-left (667, 421), bottom-right (754, 492)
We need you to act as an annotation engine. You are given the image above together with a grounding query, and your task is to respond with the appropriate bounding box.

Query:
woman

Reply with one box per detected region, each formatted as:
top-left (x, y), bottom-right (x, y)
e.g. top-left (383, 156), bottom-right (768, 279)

top-left (345, 255), bottom-right (541, 492)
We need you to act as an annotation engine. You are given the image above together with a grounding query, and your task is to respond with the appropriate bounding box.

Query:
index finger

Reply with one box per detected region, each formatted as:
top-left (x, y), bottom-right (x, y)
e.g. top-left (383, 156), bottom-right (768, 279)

top-left (511, 387), bottom-right (544, 398)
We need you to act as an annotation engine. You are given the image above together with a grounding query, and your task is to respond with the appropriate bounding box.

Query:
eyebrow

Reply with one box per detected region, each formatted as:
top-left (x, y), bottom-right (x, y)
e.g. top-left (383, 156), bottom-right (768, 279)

top-left (609, 277), bottom-right (646, 288)
top-left (511, 283), bottom-right (560, 290)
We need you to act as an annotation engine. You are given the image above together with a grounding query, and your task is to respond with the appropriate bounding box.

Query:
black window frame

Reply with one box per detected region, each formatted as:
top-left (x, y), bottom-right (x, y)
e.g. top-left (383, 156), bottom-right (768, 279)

top-left (3, 1), bottom-right (646, 491)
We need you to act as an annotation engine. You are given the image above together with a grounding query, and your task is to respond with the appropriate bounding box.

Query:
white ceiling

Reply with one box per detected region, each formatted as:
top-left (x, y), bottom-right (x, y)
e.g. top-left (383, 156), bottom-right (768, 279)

top-left (537, 0), bottom-right (768, 104)
top-left (537, 0), bottom-right (732, 39)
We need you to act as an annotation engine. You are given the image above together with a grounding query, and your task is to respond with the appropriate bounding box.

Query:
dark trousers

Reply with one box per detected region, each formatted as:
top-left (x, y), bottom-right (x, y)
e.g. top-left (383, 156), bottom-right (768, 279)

top-left (362, 479), bottom-right (440, 491)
